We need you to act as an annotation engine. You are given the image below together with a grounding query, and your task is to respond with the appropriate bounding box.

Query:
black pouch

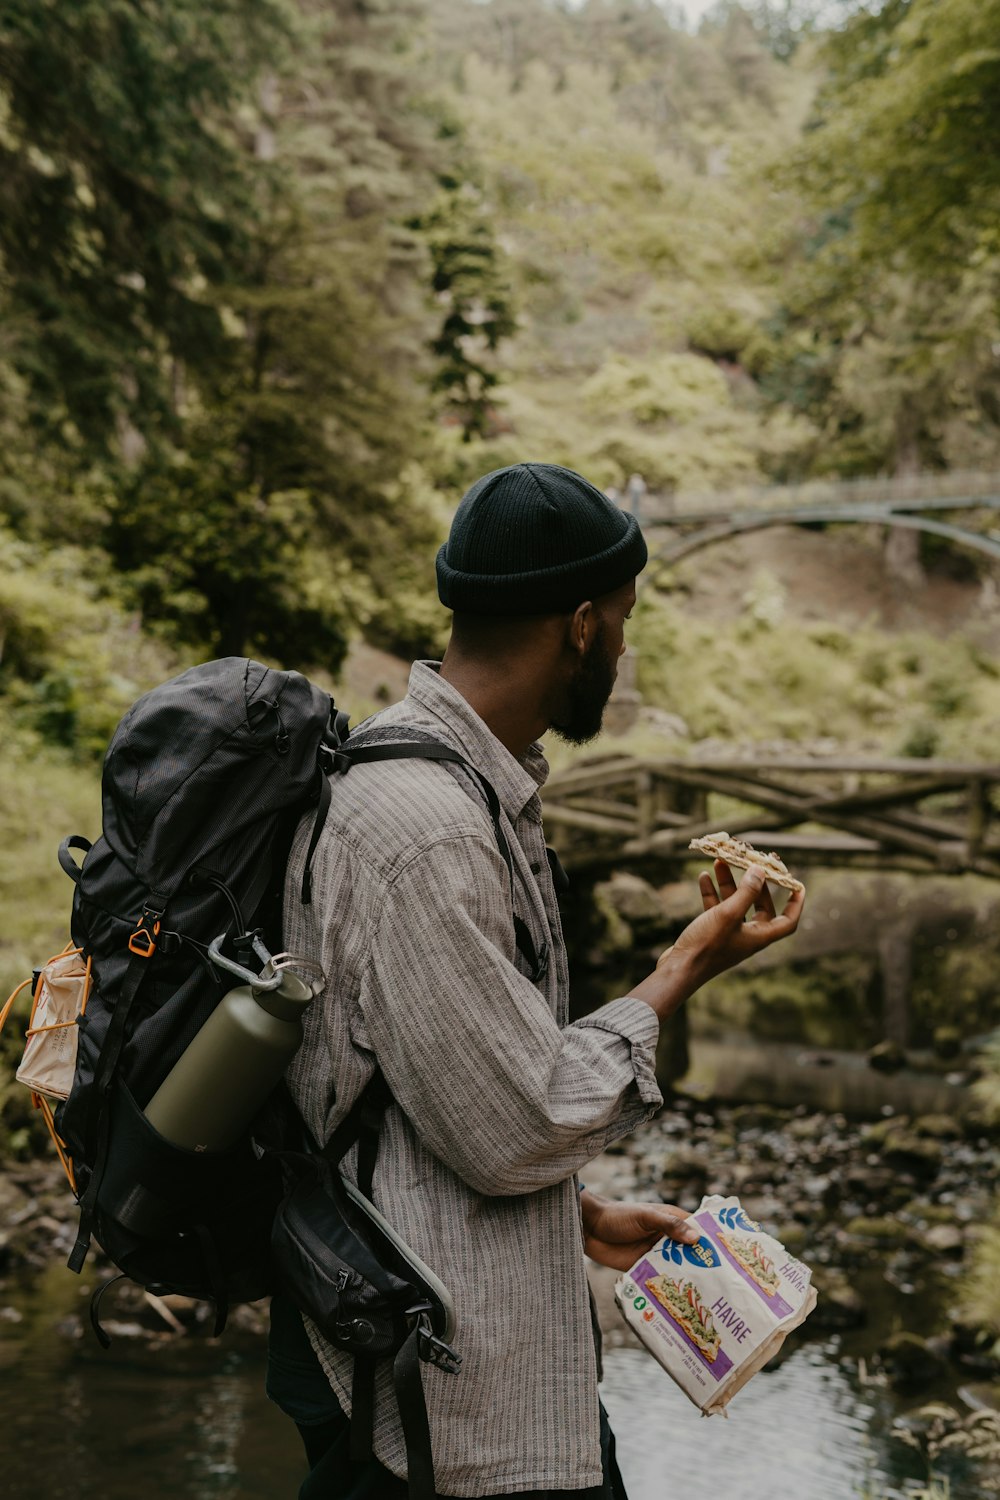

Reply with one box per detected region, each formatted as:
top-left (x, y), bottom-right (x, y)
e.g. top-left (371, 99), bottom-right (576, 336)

top-left (93, 1082), bottom-right (281, 1312)
top-left (271, 1156), bottom-right (457, 1360)
top-left (270, 1074), bottom-right (460, 1500)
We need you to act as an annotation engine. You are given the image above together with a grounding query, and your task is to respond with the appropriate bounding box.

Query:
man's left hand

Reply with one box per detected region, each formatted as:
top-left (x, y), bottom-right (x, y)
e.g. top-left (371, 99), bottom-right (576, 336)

top-left (580, 1188), bottom-right (698, 1271)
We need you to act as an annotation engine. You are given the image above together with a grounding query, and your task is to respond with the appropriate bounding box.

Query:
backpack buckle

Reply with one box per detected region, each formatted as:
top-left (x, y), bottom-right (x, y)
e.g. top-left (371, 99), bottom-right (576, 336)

top-left (128, 910), bottom-right (162, 958)
top-left (414, 1311), bottom-right (462, 1375)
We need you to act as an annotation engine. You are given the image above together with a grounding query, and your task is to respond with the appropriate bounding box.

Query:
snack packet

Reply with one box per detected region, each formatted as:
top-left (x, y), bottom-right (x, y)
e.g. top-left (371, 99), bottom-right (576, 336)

top-left (614, 1195), bottom-right (817, 1415)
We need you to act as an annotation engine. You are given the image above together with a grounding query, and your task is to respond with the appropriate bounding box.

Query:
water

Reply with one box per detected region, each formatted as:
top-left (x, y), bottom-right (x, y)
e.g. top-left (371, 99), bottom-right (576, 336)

top-left (0, 1282), bottom-right (985, 1500)
top-left (601, 1342), bottom-right (979, 1500)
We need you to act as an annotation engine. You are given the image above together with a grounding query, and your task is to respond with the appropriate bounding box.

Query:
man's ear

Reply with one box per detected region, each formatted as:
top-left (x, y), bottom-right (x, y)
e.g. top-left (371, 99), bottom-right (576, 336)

top-left (568, 600), bottom-right (594, 657)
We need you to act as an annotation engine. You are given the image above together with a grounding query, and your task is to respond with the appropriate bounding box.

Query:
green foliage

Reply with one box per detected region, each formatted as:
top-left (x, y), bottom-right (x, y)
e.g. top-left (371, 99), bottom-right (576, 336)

top-left (806, 0), bottom-right (1000, 271)
top-left (762, 0), bottom-right (1000, 476)
top-left (104, 450), bottom-right (357, 666)
top-left (630, 583), bottom-right (1000, 758)
top-left (410, 132), bottom-right (517, 439)
top-left (0, 529), bottom-right (177, 756)
top-left (0, 0), bottom-right (290, 451)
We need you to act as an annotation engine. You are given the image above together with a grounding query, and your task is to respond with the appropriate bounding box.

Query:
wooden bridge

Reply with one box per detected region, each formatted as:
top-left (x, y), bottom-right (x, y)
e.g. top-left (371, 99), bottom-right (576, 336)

top-left (542, 754), bottom-right (1000, 880)
top-left (635, 469), bottom-right (1000, 568)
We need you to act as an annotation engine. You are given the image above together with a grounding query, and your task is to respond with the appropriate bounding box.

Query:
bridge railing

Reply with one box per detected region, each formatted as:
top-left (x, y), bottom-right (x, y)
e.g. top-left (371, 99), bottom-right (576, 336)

top-left (641, 468), bottom-right (1000, 522)
top-left (541, 756), bottom-right (1000, 880)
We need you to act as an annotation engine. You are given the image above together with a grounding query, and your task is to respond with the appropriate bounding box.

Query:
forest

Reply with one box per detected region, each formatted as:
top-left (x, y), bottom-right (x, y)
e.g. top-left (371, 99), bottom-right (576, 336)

top-left (2, 2), bottom-right (1000, 1495)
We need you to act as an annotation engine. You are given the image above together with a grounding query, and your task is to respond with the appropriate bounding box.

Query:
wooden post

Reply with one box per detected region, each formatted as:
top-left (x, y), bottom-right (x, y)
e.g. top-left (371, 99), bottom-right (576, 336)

top-left (878, 922), bottom-right (914, 1049)
top-left (967, 777), bottom-right (988, 861)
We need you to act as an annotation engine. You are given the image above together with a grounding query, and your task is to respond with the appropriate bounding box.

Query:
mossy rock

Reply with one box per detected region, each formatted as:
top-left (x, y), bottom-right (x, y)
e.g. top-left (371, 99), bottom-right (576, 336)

top-left (881, 1331), bottom-right (948, 1388)
top-left (772, 1221), bottom-right (809, 1255)
top-left (880, 1130), bottom-right (945, 1178)
top-left (660, 1149), bottom-right (711, 1181)
top-left (912, 1114), bottom-right (962, 1141)
top-left (593, 872), bottom-right (668, 938)
top-left (810, 1267), bottom-right (866, 1328)
top-left (589, 886), bottom-right (634, 957)
top-left (903, 1200), bottom-right (962, 1227)
top-left (869, 1040), bottom-right (907, 1073)
top-left (919, 1223), bottom-right (964, 1254)
top-left (932, 1025), bottom-right (963, 1061)
top-left (861, 1116), bottom-right (911, 1147)
top-left (844, 1215), bottom-right (912, 1246)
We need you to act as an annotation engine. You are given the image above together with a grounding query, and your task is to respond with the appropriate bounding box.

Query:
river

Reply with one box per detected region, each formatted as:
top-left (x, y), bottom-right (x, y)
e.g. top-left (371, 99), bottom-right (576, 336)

top-left (1, 1045), bottom-right (997, 1499)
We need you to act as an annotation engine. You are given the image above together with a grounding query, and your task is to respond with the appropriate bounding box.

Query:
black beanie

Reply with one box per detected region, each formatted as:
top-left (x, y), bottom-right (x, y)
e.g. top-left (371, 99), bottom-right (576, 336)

top-left (436, 462), bottom-right (647, 616)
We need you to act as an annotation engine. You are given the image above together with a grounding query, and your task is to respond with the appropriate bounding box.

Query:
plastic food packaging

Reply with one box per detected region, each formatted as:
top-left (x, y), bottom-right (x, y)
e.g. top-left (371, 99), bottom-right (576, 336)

top-left (614, 1195), bottom-right (818, 1415)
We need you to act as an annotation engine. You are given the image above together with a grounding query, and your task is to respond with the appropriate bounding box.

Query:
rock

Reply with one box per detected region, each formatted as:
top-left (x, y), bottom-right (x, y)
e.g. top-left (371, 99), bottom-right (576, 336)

top-left (932, 1025), bottom-right (963, 1061)
top-left (920, 1223), bottom-right (964, 1254)
top-left (958, 1381), bottom-right (1000, 1413)
top-left (773, 1221), bottom-right (809, 1254)
top-left (593, 872), bottom-right (668, 936)
top-left (903, 1199), bottom-right (960, 1227)
top-left (810, 1268), bottom-right (866, 1329)
top-left (869, 1040), bottom-right (907, 1073)
top-left (730, 1104), bottom-right (787, 1131)
top-left (881, 1331), bottom-right (948, 1388)
top-left (659, 1149), bottom-right (710, 1185)
top-left (862, 1116), bottom-right (911, 1147)
top-left (913, 1114), bottom-right (962, 1141)
top-left (740, 1194), bottom-right (784, 1227)
top-left (587, 886), bottom-right (632, 958)
top-left (844, 1215), bottom-right (912, 1247)
top-left (880, 1130), bottom-right (944, 1179)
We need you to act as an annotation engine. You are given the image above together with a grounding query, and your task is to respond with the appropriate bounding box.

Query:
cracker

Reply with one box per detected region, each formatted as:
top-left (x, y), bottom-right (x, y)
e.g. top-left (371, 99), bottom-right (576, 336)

top-left (688, 831), bottom-right (804, 893)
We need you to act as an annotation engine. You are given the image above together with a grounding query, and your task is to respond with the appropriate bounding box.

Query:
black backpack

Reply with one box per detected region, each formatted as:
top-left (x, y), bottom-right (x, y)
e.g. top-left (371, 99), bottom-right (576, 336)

top-left (29, 654), bottom-right (546, 1496)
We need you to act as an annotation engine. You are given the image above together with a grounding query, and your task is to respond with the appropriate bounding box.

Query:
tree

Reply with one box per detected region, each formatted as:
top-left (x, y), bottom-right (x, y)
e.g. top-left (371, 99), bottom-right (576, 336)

top-left (99, 0), bottom-right (450, 665)
top-left (797, 0), bottom-right (1000, 270)
top-left (410, 131), bottom-right (517, 440)
top-left (0, 0), bottom-right (288, 454)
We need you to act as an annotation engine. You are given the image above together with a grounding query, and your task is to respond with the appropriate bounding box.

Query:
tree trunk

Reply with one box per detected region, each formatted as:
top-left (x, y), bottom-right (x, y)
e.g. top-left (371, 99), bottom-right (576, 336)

top-left (885, 424), bottom-right (925, 588)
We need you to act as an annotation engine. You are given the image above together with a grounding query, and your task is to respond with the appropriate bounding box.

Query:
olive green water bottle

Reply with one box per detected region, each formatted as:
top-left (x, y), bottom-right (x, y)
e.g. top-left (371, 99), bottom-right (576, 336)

top-left (144, 949), bottom-right (322, 1152)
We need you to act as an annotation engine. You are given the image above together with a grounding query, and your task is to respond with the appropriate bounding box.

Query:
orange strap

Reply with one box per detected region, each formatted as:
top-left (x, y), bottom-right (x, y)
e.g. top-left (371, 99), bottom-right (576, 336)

top-left (0, 977), bottom-right (33, 1037)
top-left (32, 1092), bottom-right (77, 1194)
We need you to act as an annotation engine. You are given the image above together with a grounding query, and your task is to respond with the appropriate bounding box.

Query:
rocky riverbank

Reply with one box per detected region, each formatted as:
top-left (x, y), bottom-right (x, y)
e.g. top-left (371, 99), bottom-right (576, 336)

top-left (585, 1097), bottom-right (999, 1394)
top-left (3, 1094), bottom-right (997, 1382)
top-left (1, 1091), bottom-right (998, 1497)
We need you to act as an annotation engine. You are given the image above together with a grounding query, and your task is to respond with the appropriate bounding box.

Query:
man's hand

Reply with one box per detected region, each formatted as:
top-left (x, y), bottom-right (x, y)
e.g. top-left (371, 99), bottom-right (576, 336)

top-left (672, 857), bottom-right (804, 985)
top-left (581, 1189), bottom-right (699, 1271)
top-left (629, 859), bottom-right (805, 1020)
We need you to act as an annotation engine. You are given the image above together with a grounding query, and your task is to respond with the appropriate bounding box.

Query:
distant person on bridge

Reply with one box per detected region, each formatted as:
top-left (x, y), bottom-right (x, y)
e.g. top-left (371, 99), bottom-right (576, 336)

top-left (267, 461), bottom-right (806, 1499)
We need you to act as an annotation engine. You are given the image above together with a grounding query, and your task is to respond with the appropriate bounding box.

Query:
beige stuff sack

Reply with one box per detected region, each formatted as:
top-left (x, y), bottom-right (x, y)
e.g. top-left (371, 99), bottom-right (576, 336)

top-left (0, 945), bottom-right (91, 1189)
top-left (14, 947), bottom-right (90, 1098)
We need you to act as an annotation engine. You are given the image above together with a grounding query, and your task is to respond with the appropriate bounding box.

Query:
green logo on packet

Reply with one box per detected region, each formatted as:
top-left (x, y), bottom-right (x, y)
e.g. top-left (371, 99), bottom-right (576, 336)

top-left (633, 1296), bottom-right (647, 1311)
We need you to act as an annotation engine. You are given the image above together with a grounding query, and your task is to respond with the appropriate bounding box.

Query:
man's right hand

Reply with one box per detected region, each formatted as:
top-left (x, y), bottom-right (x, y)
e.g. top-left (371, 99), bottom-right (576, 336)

top-left (628, 858), bottom-right (805, 1021)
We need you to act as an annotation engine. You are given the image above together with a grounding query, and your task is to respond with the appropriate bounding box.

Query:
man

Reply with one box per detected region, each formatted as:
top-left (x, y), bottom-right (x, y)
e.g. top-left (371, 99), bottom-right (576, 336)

top-left (269, 462), bottom-right (804, 1498)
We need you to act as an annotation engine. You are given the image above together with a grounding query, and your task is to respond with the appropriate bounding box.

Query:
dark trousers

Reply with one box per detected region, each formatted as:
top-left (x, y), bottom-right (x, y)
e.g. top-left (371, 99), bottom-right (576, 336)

top-left (267, 1295), bottom-right (629, 1500)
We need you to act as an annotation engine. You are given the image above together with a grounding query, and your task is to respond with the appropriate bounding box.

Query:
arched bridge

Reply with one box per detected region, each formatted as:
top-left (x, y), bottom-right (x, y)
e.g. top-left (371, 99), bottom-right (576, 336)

top-left (636, 470), bottom-right (1000, 569)
top-left (541, 754), bottom-right (1000, 880)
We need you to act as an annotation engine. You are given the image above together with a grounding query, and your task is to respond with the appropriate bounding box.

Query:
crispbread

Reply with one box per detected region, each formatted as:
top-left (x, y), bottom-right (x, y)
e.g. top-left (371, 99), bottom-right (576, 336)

top-left (687, 831), bottom-right (804, 893)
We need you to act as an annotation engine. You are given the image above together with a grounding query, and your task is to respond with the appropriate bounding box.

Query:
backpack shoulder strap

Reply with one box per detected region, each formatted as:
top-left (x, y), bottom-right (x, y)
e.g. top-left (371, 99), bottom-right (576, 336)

top-left (326, 738), bottom-right (546, 983)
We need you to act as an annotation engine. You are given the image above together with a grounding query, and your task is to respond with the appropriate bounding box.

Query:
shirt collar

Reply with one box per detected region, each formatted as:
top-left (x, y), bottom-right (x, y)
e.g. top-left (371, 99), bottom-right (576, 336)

top-left (404, 661), bottom-right (548, 822)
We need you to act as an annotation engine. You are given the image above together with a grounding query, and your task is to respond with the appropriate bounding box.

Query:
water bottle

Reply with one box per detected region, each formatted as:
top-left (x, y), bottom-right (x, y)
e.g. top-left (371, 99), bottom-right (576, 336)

top-left (144, 950), bottom-right (321, 1153)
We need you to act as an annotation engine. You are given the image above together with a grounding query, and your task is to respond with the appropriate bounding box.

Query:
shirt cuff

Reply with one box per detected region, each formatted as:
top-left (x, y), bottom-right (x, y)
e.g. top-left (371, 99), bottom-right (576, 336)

top-left (574, 995), bottom-right (663, 1110)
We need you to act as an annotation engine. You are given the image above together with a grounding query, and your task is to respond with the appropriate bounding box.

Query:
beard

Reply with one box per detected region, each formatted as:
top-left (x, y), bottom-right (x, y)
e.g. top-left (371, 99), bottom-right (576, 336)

top-left (550, 623), bottom-right (618, 746)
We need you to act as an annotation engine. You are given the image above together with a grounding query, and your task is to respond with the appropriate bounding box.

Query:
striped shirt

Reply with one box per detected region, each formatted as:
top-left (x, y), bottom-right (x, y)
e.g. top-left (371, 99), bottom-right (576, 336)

top-left (283, 661), bottom-right (662, 1496)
